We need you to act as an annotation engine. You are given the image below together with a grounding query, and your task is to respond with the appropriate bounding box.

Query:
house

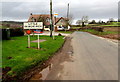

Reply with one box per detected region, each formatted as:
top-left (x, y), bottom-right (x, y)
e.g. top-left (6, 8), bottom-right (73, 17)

top-left (55, 17), bottom-right (69, 29)
top-left (28, 13), bottom-right (70, 30)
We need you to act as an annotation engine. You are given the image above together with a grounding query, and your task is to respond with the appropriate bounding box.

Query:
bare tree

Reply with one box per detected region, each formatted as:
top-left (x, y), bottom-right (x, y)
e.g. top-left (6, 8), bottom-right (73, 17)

top-left (81, 16), bottom-right (89, 27)
top-left (68, 14), bottom-right (74, 25)
top-left (76, 20), bottom-right (82, 26)
top-left (76, 16), bottom-right (89, 27)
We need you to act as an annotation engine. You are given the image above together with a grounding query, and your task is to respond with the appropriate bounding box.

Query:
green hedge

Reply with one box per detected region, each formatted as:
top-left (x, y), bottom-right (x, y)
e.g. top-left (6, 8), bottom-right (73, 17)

top-left (2, 28), bottom-right (24, 40)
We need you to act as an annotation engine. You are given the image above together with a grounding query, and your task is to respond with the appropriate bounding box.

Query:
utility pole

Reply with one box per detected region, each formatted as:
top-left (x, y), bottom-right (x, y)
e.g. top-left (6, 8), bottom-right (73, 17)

top-left (50, 0), bottom-right (53, 37)
top-left (66, 3), bottom-right (69, 30)
top-left (67, 3), bottom-right (69, 19)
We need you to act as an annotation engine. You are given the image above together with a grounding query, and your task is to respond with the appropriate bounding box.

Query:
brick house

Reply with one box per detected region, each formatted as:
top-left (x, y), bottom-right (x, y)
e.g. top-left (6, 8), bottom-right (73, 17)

top-left (28, 13), bottom-right (69, 30)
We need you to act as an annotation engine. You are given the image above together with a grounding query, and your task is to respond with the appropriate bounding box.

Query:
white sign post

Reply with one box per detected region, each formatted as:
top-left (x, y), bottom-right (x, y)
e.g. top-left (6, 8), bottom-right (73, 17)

top-left (38, 35), bottom-right (40, 49)
top-left (24, 22), bottom-right (43, 49)
top-left (28, 35), bottom-right (30, 48)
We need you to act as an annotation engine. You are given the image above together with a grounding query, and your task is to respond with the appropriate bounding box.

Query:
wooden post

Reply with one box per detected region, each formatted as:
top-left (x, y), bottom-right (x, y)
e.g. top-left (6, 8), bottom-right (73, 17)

top-left (53, 27), bottom-right (55, 40)
top-left (38, 35), bottom-right (40, 49)
top-left (28, 35), bottom-right (30, 48)
top-left (50, 0), bottom-right (53, 37)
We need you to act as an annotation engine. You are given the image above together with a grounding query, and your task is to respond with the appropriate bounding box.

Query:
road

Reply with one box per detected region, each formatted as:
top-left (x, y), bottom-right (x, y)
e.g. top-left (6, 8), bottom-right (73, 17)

top-left (46, 32), bottom-right (118, 80)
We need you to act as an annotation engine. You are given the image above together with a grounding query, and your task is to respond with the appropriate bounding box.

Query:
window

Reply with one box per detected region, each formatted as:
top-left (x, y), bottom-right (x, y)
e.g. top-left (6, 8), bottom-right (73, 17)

top-left (60, 19), bottom-right (64, 22)
top-left (38, 17), bottom-right (43, 22)
top-left (31, 17), bottom-right (36, 22)
top-left (46, 18), bottom-right (50, 22)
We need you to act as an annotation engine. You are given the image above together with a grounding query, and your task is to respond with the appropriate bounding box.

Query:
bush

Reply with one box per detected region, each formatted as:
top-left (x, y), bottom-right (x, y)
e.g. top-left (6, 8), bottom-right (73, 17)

top-left (10, 28), bottom-right (24, 37)
top-left (2, 28), bottom-right (24, 40)
top-left (2, 29), bottom-right (11, 40)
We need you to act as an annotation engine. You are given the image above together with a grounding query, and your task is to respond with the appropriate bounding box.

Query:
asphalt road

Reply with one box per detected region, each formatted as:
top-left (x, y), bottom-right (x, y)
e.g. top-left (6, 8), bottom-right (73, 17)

top-left (46, 32), bottom-right (118, 80)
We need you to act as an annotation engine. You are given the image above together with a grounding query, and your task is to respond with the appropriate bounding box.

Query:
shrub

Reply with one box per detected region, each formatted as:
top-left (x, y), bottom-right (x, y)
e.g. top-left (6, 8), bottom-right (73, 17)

top-left (2, 28), bottom-right (24, 40)
top-left (10, 28), bottom-right (24, 37)
top-left (2, 29), bottom-right (11, 40)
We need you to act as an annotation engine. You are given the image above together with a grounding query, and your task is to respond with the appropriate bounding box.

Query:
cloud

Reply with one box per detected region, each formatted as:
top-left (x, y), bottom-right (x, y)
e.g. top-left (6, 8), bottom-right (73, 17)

top-left (1, 0), bottom-right (119, 22)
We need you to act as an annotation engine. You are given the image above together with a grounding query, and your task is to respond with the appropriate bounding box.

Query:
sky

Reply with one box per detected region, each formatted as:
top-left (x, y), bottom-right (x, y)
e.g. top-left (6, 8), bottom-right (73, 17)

top-left (1, 0), bottom-right (119, 24)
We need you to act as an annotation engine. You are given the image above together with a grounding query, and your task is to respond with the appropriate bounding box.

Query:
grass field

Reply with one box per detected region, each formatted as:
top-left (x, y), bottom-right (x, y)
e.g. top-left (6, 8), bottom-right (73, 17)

top-left (0, 25), bottom-right (8, 29)
top-left (71, 27), bottom-right (81, 29)
top-left (88, 22), bottom-right (120, 27)
top-left (80, 28), bottom-right (119, 40)
top-left (2, 35), bottom-right (64, 77)
top-left (80, 29), bottom-right (118, 35)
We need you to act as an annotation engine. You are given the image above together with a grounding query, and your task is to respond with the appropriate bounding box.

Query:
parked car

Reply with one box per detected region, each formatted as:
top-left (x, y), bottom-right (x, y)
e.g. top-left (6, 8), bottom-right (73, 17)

top-left (57, 26), bottom-right (64, 30)
top-left (44, 26), bottom-right (50, 31)
top-left (68, 25), bottom-right (71, 30)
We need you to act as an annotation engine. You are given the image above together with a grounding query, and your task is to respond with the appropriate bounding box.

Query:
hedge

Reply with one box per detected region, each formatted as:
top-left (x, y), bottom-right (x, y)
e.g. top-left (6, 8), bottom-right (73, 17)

top-left (2, 28), bottom-right (24, 40)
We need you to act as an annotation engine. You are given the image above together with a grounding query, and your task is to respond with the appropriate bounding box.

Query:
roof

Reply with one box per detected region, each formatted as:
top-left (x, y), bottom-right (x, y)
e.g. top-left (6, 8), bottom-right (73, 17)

top-left (28, 14), bottom-right (69, 24)
top-left (55, 17), bottom-right (69, 24)
top-left (28, 14), bottom-right (51, 22)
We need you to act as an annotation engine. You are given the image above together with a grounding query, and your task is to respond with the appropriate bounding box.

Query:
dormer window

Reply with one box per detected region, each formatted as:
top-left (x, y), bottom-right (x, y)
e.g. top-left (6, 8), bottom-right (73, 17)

top-left (31, 17), bottom-right (36, 22)
top-left (46, 18), bottom-right (50, 22)
top-left (60, 19), bottom-right (64, 22)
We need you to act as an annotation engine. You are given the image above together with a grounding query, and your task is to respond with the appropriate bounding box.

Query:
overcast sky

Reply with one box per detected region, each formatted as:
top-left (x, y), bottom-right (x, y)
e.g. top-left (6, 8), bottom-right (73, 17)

top-left (1, 0), bottom-right (119, 24)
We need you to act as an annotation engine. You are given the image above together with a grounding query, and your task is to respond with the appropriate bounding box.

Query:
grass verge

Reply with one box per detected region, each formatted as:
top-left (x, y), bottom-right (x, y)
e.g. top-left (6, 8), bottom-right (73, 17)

top-left (2, 35), bottom-right (65, 77)
top-left (80, 29), bottom-right (118, 35)
top-left (80, 29), bottom-right (119, 40)
top-left (88, 22), bottom-right (120, 27)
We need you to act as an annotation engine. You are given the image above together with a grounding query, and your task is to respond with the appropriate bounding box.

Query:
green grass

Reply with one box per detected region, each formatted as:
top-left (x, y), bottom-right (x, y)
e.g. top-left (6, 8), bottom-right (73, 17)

top-left (111, 22), bottom-right (120, 26)
top-left (88, 22), bottom-right (120, 27)
top-left (71, 27), bottom-right (81, 29)
top-left (2, 35), bottom-right (64, 77)
top-left (0, 25), bottom-right (9, 29)
top-left (80, 29), bottom-right (118, 35)
top-left (100, 25), bottom-right (119, 27)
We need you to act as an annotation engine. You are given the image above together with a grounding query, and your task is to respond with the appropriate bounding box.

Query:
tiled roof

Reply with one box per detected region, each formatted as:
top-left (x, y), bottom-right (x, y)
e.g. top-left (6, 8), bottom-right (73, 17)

top-left (55, 17), bottom-right (68, 24)
top-left (28, 14), bottom-right (69, 25)
top-left (28, 14), bottom-right (51, 22)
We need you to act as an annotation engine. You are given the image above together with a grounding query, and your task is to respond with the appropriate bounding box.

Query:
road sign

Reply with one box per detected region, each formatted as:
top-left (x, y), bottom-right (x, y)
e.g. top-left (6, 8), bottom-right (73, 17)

top-left (54, 13), bottom-right (58, 16)
top-left (34, 29), bottom-right (43, 34)
top-left (24, 22), bottom-right (43, 29)
top-left (26, 30), bottom-right (32, 35)
top-left (54, 13), bottom-right (58, 17)
top-left (23, 22), bottom-right (43, 49)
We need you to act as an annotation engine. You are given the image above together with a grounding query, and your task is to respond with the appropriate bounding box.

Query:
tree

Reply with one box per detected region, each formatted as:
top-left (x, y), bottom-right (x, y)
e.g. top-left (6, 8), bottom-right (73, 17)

top-left (76, 16), bottom-right (89, 27)
top-left (81, 16), bottom-right (89, 27)
top-left (98, 20), bottom-right (105, 24)
top-left (108, 18), bottom-right (114, 22)
top-left (98, 20), bottom-right (102, 24)
top-left (68, 14), bottom-right (73, 26)
top-left (89, 20), bottom-right (96, 24)
top-left (76, 20), bottom-right (82, 26)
